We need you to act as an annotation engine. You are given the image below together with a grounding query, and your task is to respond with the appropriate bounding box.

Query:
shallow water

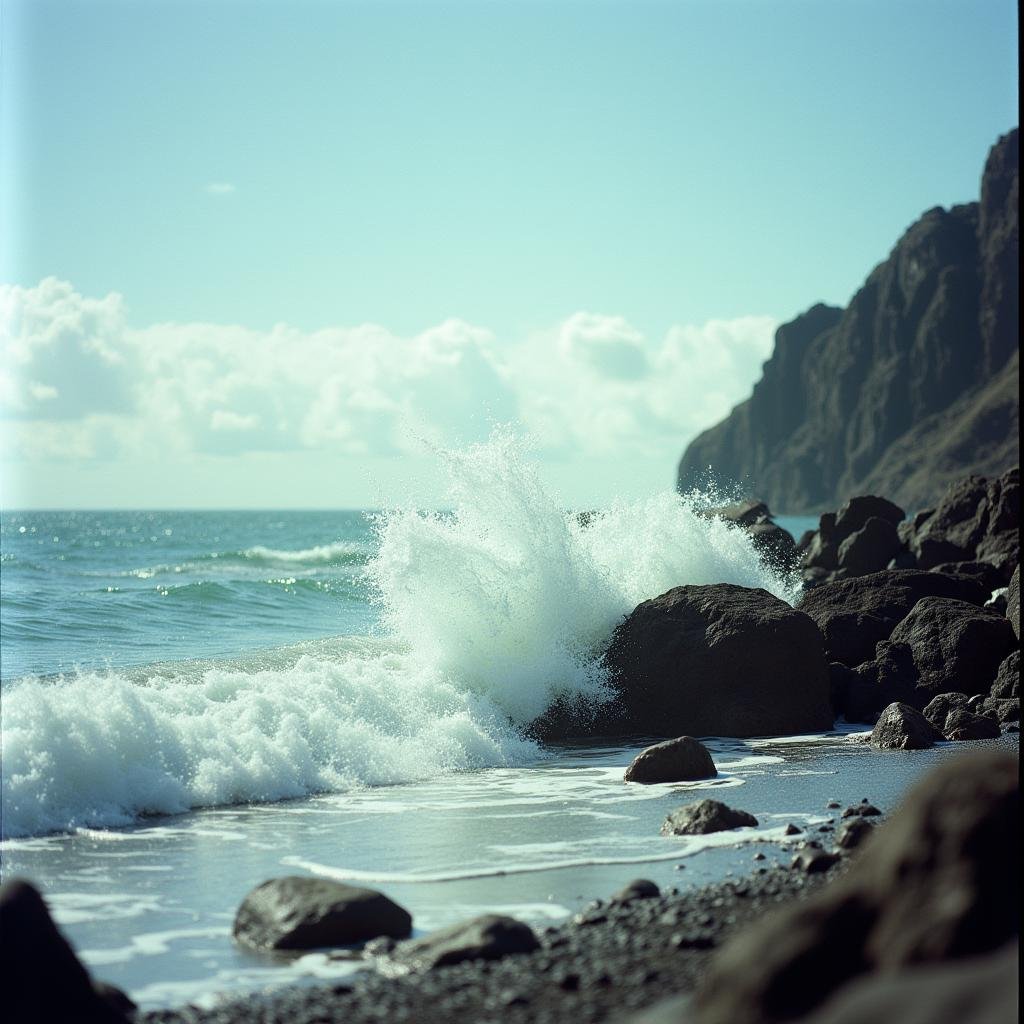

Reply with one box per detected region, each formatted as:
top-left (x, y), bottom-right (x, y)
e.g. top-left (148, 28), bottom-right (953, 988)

top-left (3, 730), bottom-right (1013, 1010)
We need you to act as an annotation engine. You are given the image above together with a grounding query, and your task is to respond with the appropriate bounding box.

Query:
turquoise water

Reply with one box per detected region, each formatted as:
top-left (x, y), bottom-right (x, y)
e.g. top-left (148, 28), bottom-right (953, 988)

top-left (0, 510), bottom-right (378, 681)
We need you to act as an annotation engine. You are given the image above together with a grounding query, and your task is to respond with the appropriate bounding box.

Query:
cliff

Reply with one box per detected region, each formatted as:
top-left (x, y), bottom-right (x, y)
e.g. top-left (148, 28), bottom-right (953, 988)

top-left (678, 128), bottom-right (1020, 513)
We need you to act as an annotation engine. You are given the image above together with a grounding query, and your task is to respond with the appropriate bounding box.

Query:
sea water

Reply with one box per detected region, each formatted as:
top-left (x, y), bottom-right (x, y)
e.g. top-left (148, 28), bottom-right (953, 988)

top-left (0, 435), bottom-right (1004, 1009)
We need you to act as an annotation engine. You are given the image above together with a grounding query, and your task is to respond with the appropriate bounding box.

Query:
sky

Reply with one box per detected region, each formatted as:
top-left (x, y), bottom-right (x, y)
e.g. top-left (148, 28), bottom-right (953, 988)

top-left (0, 0), bottom-right (1018, 509)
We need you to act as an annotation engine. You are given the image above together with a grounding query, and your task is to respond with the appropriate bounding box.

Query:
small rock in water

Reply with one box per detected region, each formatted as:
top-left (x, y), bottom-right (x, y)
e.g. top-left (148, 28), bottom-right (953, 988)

top-left (791, 849), bottom-right (840, 874)
top-left (842, 803), bottom-right (882, 819)
top-left (233, 877), bottom-right (412, 951)
top-left (612, 879), bottom-right (660, 903)
top-left (871, 702), bottom-right (942, 750)
top-left (661, 799), bottom-right (758, 836)
top-left (623, 736), bottom-right (717, 783)
top-left (784, 823), bottom-right (803, 835)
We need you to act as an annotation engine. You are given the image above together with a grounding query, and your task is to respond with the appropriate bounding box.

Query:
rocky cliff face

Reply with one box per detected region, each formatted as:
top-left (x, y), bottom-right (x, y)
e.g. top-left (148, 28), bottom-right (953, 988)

top-left (678, 128), bottom-right (1020, 513)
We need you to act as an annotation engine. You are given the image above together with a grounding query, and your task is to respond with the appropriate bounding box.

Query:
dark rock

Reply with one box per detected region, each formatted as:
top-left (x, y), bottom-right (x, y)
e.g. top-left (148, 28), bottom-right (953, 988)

top-left (661, 800), bottom-right (758, 836)
top-left (591, 584), bottom-right (834, 740)
top-left (979, 697), bottom-right (1020, 726)
top-left (391, 914), bottom-right (539, 970)
top-left (1007, 565), bottom-right (1020, 638)
top-left (930, 559), bottom-right (1006, 593)
top-left (233, 877), bottom-right (412, 951)
top-left (841, 803), bottom-right (882, 818)
top-left (623, 736), bottom-right (717, 784)
top-left (942, 709), bottom-right (1001, 741)
top-left (888, 597), bottom-right (1017, 703)
top-left (991, 650), bottom-right (1019, 698)
top-left (836, 517), bottom-right (902, 577)
top-left (784, 823), bottom-right (803, 836)
top-left (834, 817), bottom-right (875, 850)
top-left (798, 943), bottom-right (1019, 1024)
top-left (834, 495), bottom-right (905, 536)
top-left (791, 849), bottom-right (840, 874)
top-left (911, 476), bottom-right (991, 568)
top-left (870, 702), bottom-right (941, 749)
top-left (922, 691), bottom-right (971, 730)
top-left (0, 878), bottom-right (130, 1024)
top-left (746, 520), bottom-right (797, 566)
top-left (612, 879), bottom-right (661, 903)
top-left (797, 569), bottom-right (987, 667)
top-left (985, 591), bottom-right (1008, 614)
top-left (677, 131), bottom-right (1020, 515)
top-left (801, 513), bottom-right (840, 571)
top-left (694, 749), bottom-right (1019, 1024)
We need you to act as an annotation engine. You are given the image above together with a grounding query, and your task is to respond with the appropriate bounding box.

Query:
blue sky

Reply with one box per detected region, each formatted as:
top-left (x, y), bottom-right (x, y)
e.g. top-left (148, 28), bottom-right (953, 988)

top-left (0, 0), bottom-right (1019, 508)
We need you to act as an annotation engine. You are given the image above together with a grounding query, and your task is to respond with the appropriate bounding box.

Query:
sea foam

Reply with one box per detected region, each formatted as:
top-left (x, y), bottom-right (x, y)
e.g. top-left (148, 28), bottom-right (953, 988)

top-left (1, 433), bottom-right (794, 838)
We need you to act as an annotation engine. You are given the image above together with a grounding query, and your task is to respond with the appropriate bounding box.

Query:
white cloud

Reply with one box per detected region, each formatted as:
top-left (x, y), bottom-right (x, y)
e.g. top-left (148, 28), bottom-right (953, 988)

top-left (204, 182), bottom-right (236, 196)
top-left (0, 278), bottom-right (778, 470)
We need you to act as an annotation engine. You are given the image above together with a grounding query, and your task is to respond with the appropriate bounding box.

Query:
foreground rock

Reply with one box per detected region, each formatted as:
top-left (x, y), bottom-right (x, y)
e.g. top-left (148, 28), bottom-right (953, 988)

top-left (233, 877), bottom-right (412, 951)
top-left (693, 749), bottom-right (1019, 1024)
top-left (387, 914), bottom-right (539, 971)
top-left (870, 702), bottom-right (941, 749)
top-left (661, 799), bottom-right (758, 836)
top-left (594, 584), bottom-right (833, 739)
top-left (624, 737), bottom-right (717, 783)
top-left (0, 878), bottom-right (133, 1024)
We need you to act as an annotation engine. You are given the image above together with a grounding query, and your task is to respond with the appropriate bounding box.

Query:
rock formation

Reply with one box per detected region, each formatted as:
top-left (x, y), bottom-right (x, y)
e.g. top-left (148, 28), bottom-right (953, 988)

top-left (678, 128), bottom-right (1019, 513)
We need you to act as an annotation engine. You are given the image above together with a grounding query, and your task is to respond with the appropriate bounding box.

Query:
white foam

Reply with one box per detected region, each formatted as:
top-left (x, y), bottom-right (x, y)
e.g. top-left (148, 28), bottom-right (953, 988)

top-left (2, 431), bottom-right (795, 838)
top-left (242, 541), bottom-right (364, 565)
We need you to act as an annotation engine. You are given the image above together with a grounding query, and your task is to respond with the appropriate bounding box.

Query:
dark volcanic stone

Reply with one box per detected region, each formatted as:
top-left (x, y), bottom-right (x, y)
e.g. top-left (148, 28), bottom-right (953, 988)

top-left (233, 877), bottom-right (412, 951)
top-left (991, 651), bottom-right (1019, 698)
top-left (791, 849), bottom-right (840, 874)
top-left (390, 914), bottom-right (539, 970)
top-left (623, 736), bottom-right (717, 784)
top-left (594, 584), bottom-right (833, 739)
top-left (888, 597), bottom-right (1017, 703)
top-left (612, 879), bottom-right (661, 903)
top-left (661, 800), bottom-right (758, 836)
top-left (797, 569), bottom-right (988, 667)
top-left (942, 709), bottom-right (1001, 741)
top-left (836, 517), bottom-right (902, 577)
top-left (834, 817), bottom-right (875, 850)
top-left (870, 702), bottom-right (941, 749)
top-left (979, 697), bottom-right (1020, 726)
top-left (834, 495), bottom-right (906, 536)
top-left (911, 476), bottom-right (991, 568)
top-left (694, 749), bottom-right (1020, 1024)
top-left (922, 692), bottom-right (971, 730)
top-left (0, 879), bottom-right (131, 1024)
top-left (930, 559), bottom-right (1006, 593)
top-left (1008, 565), bottom-right (1020, 638)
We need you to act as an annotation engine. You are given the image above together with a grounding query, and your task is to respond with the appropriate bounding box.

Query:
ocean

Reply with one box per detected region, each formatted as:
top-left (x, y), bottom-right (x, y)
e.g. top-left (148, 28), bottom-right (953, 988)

top-left (0, 438), bottom-right (994, 1010)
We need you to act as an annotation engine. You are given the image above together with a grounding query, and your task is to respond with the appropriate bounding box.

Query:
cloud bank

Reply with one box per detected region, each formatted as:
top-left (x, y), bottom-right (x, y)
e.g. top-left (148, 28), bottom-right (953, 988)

top-left (1, 277), bottom-right (776, 482)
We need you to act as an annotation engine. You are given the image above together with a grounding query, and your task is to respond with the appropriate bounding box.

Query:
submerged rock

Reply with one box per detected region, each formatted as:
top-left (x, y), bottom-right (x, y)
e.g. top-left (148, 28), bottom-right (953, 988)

top-left (598, 584), bottom-right (834, 739)
top-left (0, 878), bottom-right (133, 1024)
top-left (623, 736), bottom-right (717, 784)
top-left (389, 914), bottom-right (539, 970)
top-left (661, 799), bottom-right (758, 836)
top-left (233, 877), bottom-right (412, 951)
top-left (870, 702), bottom-right (942, 750)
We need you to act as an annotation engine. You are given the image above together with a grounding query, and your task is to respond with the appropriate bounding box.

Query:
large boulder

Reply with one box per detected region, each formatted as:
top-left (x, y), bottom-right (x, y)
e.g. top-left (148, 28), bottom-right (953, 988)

top-left (597, 584), bottom-right (834, 738)
top-left (624, 736), bottom-right (717, 784)
top-left (887, 597), bottom-right (1017, 703)
top-left (797, 570), bottom-right (988, 667)
top-left (991, 650), bottom-right (1019, 698)
top-left (0, 879), bottom-right (132, 1024)
top-left (661, 799), bottom-right (758, 836)
top-left (694, 749), bottom-right (1019, 1024)
top-left (389, 914), bottom-right (539, 970)
top-left (233, 877), bottom-right (412, 951)
top-left (833, 495), bottom-right (906, 536)
top-left (942, 709), bottom-right (1001, 741)
top-left (910, 475), bottom-right (992, 568)
top-left (922, 692), bottom-right (971, 730)
top-left (870, 702), bottom-right (941, 750)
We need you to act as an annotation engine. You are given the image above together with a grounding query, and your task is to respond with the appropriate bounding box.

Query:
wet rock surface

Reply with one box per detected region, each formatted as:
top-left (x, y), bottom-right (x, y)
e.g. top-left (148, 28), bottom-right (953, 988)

top-left (594, 584), bottom-right (833, 739)
top-left (661, 799), bottom-right (759, 836)
top-left (870, 702), bottom-right (942, 749)
top-left (233, 877), bottom-right (412, 951)
top-left (386, 914), bottom-right (540, 971)
top-left (623, 737), bottom-right (717, 783)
